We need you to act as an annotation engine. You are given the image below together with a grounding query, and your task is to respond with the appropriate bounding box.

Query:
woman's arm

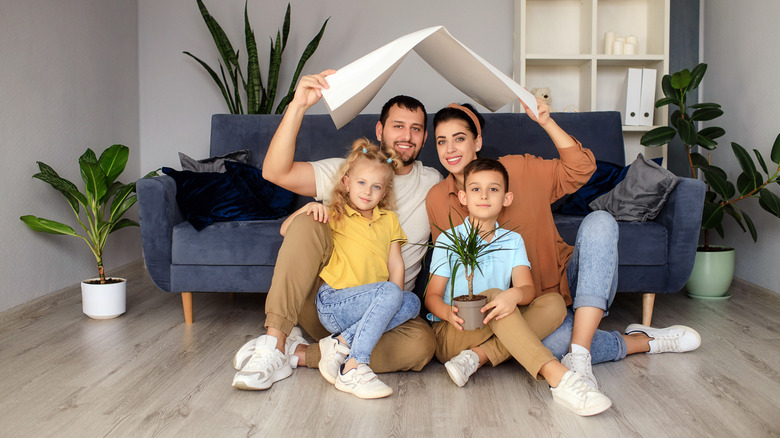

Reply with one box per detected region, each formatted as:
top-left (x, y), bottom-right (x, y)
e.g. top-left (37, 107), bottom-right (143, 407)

top-left (279, 202), bottom-right (329, 236)
top-left (387, 241), bottom-right (405, 290)
top-left (481, 265), bottom-right (535, 324)
top-left (425, 274), bottom-right (464, 331)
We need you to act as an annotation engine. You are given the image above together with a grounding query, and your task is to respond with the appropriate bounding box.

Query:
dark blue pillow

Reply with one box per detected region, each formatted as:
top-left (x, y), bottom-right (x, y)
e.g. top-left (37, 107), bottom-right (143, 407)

top-left (558, 158), bottom-right (662, 215)
top-left (224, 161), bottom-right (296, 215)
top-left (162, 165), bottom-right (293, 231)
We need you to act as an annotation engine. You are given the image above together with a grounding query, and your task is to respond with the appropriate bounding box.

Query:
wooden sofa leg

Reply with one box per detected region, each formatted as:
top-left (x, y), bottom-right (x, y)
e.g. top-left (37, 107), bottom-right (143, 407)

top-left (642, 293), bottom-right (655, 326)
top-left (181, 292), bottom-right (194, 324)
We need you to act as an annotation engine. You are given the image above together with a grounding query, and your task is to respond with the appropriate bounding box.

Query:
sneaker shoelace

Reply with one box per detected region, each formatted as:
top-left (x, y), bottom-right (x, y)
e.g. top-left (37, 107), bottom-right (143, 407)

top-left (651, 332), bottom-right (682, 353)
top-left (244, 346), bottom-right (283, 373)
top-left (458, 352), bottom-right (478, 374)
top-left (567, 373), bottom-right (594, 399)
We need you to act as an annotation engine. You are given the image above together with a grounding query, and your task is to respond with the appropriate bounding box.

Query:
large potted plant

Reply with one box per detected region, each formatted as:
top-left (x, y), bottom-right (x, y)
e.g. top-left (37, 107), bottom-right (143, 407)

top-left (184, 0), bottom-right (329, 115)
top-left (427, 215), bottom-right (513, 330)
top-left (21, 144), bottom-right (155, 319)
top-left (641, 63), bottom-right (780, 299)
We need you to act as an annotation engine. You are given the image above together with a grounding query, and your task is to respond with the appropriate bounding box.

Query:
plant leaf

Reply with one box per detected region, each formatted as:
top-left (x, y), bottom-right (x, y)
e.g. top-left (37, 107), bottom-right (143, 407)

top-left (196, 0), bottom-right (239, 77)
top-left (32, 168), bottom-right (86, 213)
top-left (244, 2), bottom-right (262, 114)
top-left (183, 52), bottom-right (235, 113)
top-left (661, 75), bottom-right (677, 99)
top-left (281, 3), bottom-right (291, 51)
top-left (691, 107), bottom-right (724, 122)
top-left (697, 135), bottom-right (718, 150)
top-left (701, 202), bottom-right (723, 230)
top-left (743, 211), bottom-right (758, 242)
top-left (732, 142), bottom-right (762, 189)
top-left (759, 188), bottom-right (780, 217)
top-left (676, 117), bottom-right (698, 146)
top-left (688, 63), bottom-right (707, 90)
top-left (79, 153), bottom-right (107, 203)
top-left (265, 33), bottom-right (283, 113)
top-left (699, 126), bottom-right (725, 140)
top-left (703, 168), bottom-right (734, 199)
top-left (110, 184), bottom-right (136, 222)
top-left (654, 96), bottom-right (679, 108)
top-left (20, 215), bottom-right (78, 236)
top-left (98, 144), bottom-right (129, 187)
top-left (276, 17), bottom-right (329, 114)
top-left (772, 132), bottom-right (780, 164)
top-left (689, 102), bottom-right (721, 109)
top-left (722, 204), bottom-right (746, 232)
top-left (640, 126), bottom-right (676, 146)
top-left (111, 218), bottom-right (139, 233)
top-left (754, 149), bottom-right (769, 174)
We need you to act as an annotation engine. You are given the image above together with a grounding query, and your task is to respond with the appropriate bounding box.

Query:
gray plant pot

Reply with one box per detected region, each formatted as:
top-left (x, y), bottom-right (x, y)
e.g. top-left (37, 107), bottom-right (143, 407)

top-left (454, 294), bottom-right (488, 330)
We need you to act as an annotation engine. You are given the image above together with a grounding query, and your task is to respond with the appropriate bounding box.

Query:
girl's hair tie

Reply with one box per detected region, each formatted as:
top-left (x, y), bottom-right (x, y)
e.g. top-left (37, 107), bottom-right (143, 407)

top-left (362, 147), bottom-right (368, 154)
top-left (387, 158), bottom-right (393, 164)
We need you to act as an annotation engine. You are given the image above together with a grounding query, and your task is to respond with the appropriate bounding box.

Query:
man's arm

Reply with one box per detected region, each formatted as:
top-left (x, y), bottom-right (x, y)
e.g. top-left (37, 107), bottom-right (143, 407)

top-left (262, 70), bottom-right (336, 197)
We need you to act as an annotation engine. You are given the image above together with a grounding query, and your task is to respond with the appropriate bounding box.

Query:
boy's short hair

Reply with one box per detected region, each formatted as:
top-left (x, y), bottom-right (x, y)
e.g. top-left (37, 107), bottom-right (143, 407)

top-left (463, 158), bottom-right (509, 191)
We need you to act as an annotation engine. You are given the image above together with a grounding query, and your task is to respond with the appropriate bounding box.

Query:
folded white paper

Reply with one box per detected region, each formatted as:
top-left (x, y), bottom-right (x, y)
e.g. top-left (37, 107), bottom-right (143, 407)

top-left (321, 26), bottom-right (538, 128)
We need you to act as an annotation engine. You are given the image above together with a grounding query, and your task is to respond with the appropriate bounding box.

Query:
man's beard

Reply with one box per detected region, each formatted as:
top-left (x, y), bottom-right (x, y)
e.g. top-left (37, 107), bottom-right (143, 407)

top-left (383, 140), bottom-right (418, 167)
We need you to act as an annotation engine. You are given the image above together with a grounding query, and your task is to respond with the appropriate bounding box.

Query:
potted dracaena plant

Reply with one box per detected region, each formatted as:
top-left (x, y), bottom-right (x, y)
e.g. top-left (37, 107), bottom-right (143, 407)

top-left (427, 213), bottom-right (514, 330)
top-left (640, 63), bottom-right (780, 299)
top-left (184, 0), bottom-right (329, 115)
top-left (21, 144), bottom-right (157, 319)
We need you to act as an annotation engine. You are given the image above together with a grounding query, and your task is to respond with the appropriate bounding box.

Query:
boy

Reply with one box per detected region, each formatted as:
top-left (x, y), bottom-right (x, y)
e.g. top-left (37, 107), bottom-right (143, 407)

top-left (425, 158), bottom-right (612, 416)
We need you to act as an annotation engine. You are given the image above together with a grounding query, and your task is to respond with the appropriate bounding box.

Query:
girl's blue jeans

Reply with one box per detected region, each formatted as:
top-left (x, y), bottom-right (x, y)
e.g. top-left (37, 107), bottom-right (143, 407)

top-left (316, 281), bottom-right (421, 365)
top-left (541, 211), bottom-right (628, 364)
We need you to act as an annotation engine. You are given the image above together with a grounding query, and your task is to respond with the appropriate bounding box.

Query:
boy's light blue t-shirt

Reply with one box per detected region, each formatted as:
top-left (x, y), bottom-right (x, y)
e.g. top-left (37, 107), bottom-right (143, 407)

top-left (427, 219), bottom-right (530, 321)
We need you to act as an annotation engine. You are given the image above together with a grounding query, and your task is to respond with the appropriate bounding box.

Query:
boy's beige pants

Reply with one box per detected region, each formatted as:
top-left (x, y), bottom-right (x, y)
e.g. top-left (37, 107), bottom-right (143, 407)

top-left (433, 289), bottom-right (566, 379)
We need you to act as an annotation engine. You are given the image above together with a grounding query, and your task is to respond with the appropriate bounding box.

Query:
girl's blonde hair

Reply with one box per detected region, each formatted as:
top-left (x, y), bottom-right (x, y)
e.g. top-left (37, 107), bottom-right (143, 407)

top-left (329, 137), bottom-right (402, 222)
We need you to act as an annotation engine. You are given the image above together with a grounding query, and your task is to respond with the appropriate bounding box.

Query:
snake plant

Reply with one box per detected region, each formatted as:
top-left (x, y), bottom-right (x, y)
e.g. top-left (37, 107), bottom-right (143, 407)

top-left (184, 0), bottom-right (329, 115)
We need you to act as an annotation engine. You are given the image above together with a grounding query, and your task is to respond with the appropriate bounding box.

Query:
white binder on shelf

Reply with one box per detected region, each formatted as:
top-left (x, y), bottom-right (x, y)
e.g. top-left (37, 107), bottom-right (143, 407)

top-left (624, 68), bottom-right (642, 126)
top-left (638, 68), bottom-right (657, 126)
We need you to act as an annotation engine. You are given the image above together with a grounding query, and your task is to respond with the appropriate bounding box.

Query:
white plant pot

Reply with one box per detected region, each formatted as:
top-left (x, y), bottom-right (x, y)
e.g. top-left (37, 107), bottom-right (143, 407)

top-left (81, 278), bottom-right (127, 319)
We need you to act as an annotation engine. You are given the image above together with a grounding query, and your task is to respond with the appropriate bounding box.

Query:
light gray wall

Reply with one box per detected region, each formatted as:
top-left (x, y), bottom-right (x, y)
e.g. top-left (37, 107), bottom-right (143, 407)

top-left (702, 1), bottom-right (780, 292)
top-left (0, 0), bottom-right (140, 313)
top-left (138, 0), bottom-right (515, 173)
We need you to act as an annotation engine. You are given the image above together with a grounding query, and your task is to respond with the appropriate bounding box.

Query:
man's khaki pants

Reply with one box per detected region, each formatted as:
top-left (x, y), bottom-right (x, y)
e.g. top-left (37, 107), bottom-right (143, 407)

top-left (264, 214), bottom-right (435, 372)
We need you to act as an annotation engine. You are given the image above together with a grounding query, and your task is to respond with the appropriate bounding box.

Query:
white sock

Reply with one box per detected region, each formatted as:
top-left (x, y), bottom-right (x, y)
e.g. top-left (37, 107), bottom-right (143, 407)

top-left (571, 343), bottom-right (590, 355)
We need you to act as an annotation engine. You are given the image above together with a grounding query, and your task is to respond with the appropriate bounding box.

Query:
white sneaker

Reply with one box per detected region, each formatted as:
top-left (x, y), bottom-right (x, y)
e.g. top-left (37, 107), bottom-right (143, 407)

top-left (561, 351), bottom-right (598, 390)
top-left (318, 335), bottom-right (350, 384)
top-left (232, 335), bottom-right (292, 390)
top-left (233, 327), bottom-right (308, 370)
top-left (551, 370), bottom-right (612, 416)
top-left (335, 363), bottom-right (393, 399)
top-left (444, 350), bottom-right (479, 387)
top-left (625, 324), bottom-right (702, 354)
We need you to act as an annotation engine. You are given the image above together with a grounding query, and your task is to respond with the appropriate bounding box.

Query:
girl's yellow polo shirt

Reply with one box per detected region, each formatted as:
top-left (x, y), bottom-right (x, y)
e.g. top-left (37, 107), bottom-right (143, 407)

top-left (319, 205), bottom-right (407, 290)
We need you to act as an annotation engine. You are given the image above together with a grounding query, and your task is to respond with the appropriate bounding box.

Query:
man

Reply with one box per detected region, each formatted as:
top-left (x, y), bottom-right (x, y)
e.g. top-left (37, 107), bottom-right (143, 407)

top-left (232, 70), bottom-right (442, 390)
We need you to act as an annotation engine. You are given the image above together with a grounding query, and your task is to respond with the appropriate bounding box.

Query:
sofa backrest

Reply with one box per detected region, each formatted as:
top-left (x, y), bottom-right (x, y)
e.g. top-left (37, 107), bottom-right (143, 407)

top-left (210, 110), bottom-right (625, 178)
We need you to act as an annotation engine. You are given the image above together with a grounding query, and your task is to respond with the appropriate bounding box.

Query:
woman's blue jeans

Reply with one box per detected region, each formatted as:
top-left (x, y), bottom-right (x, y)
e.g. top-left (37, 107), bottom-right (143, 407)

top-left (541, 211), bottom-right (628, 364)
top-left (316, 281), bottom-right (421, 364)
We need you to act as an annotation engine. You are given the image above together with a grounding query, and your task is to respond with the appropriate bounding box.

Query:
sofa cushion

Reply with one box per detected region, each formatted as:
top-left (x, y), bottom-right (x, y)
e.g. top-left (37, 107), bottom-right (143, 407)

top-left (225, 161), bottom-right (296, 216)
top-left (554, 214), bottom-right (668, 266)
top-left (178, 149), bottom-right (252, 173)
top-left (172, 219), bottom-right (286, 266)
top-left (589, 154), bottom-right (679, 221)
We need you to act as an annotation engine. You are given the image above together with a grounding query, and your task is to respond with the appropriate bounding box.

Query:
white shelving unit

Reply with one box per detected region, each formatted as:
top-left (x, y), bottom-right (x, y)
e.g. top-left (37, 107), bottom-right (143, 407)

top-left (514, 0), bottom-right (670, 164)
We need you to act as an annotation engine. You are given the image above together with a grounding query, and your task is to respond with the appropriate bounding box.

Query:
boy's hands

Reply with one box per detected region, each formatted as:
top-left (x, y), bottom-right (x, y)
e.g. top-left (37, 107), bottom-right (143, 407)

top-left (481, 288), bottom-right (528, 324)
top-left (447, 306), bottom-right (465, 331)
top-left (304, 202), bottom-right (330, 223)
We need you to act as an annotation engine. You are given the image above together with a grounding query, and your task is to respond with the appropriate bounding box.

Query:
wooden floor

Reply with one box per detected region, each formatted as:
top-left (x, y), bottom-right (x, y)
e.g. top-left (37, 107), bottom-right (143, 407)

top-left (1, 260), bottom-right (779, 437)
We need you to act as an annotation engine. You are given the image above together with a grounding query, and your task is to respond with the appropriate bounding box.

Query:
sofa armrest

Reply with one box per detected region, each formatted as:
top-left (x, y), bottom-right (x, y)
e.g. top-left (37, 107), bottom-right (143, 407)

top-left (653, 177), bottom-right (706, 292)
top-left (137, 175), bottom-right (184, 292)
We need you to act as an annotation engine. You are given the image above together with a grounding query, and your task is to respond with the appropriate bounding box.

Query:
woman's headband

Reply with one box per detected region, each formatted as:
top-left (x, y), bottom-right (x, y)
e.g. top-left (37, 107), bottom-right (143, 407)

top-left (447, 103), bottom-right (481, 138)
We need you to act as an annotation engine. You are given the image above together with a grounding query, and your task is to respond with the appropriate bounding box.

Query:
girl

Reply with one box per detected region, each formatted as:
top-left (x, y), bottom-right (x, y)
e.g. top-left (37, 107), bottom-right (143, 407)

top-left (280, 138), bottom-right (420, 399)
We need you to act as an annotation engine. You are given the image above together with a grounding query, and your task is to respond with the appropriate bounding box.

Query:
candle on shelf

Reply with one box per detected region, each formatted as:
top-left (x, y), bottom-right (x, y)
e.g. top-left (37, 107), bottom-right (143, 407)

top-left (613, 40), bottom-right (624, 55)
top-left (624, 42), bottom-right (636, 55)
top-left (604, 31), bottom-right (615, 55)
top-left (626, 35), bottom-right (638, 54)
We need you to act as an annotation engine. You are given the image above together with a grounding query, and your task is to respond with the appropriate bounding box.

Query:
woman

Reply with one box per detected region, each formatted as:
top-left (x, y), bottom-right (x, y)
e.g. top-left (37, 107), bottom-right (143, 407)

top-left (424, 99), bottom-right (701, 392)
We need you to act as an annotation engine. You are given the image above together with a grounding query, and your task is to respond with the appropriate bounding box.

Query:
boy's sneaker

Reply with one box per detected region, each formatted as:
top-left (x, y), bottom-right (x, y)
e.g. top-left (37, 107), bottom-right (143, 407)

top-left (444, 349), bottom-right (479, 387)
top-left (561, 351), bottom-right (598, 390)
top-left (625, 324), bottom-right (701, 354)
top-left (318, 335), bottom-right (350, 384)
top-left (335, 363), bottom-right (393, 399)
top-left (232, 335), bottom-right (292, 390)
top-left (232, 327), bottom-right (308, 370)
top-left (551, 370), bottom-right (612, 416)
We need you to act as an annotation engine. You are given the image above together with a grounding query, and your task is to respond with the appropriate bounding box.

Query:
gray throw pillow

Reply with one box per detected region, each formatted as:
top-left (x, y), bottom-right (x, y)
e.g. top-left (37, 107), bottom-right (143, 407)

top-left (589, 153), bottom-right (679, 222)
top-left (178, 149), bottom-right (252, 173)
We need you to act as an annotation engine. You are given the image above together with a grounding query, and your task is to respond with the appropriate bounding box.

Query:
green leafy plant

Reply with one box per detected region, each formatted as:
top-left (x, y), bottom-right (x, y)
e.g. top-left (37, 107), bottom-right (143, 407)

top-left (641, 63), bottom-right (780, 248)
top-left (427, 213), bottom-right (514, 301)
top-left (20, 144), bottom-right (157, 284)
top-left (184, 0), bottom-right (329, 115)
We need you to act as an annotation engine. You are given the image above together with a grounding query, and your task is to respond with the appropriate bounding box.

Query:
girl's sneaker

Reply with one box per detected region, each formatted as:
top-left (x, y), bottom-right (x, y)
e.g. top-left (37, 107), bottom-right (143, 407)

top-left (335, 363), bottom-right (393, 399)
top-left (318, 335), bottom-right (350, 384)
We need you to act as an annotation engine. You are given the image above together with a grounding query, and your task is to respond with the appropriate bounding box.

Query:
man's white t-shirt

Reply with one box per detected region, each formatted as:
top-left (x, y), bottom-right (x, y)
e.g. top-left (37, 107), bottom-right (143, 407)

top-left (311, 158), bottom-right (442, 291)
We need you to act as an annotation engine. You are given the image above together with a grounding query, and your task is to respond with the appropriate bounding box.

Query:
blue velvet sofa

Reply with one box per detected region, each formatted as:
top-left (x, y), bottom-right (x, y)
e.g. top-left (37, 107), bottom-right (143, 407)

top-left (137, 111), bottom-right (705, 325)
